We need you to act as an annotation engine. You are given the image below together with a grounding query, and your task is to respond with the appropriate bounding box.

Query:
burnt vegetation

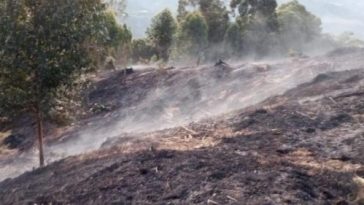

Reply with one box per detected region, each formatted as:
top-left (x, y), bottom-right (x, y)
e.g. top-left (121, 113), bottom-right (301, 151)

top-left (0, 0), bottom-right (364, 204)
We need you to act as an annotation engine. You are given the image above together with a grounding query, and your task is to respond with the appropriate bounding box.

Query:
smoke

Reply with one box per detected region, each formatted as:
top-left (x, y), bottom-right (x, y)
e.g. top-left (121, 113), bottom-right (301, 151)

top-left (1, 48), bottom-right (364, 182)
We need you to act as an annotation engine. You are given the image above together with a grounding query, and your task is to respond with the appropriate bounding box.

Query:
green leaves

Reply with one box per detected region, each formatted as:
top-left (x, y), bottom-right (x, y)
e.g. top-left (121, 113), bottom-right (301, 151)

top-left (0, 0), bottom-right (120, 118)
top-left (224, 23), bottom-right (244, 54)
top-left (277, 0), bottom-right (322, 52)
top-left (176, 12), bottom-right (208, 57)
top-left (97, 11), bottom-right (131, 49)
top-left (147, 9), bottom-right (177, 61)
top-left (198, 0), bottom-right (229, 44)
top-left (177, 0), bottom-right (229, 44)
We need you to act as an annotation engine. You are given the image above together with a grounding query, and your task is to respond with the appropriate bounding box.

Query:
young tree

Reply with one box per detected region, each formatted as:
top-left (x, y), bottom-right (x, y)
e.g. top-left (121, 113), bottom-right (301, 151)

top-left (147, 9), bottom-right (177, 61)
top-left (101, 11), bottom-right (132, 66)
top-left (177, 0), bottom-right (229, 44)
top-left (131, 39), bottom-right (157, 63)
top-left (176, 12), bottom-right (208, 62)
top-left (100, 12), bottom-right (132, 51)
top-left (177, 0), bottom-right (191, 22)
top-left (198, 0), bottom-right (229, 44)
top-left (230, 0), bottom-right (279, 56)
top-left (277, 0), bottom-right (322, 52)
top-left (224, 23), bottom-right (245, 56)
top-left (0, 0), bottom-right (118, 167)
top-left (231, 0), bottom-right (279, 32)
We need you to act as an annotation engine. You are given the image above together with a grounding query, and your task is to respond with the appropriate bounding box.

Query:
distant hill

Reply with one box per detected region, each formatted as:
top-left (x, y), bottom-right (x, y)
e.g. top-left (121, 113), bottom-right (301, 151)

top-left (125, 0), bottom-right (364, 39)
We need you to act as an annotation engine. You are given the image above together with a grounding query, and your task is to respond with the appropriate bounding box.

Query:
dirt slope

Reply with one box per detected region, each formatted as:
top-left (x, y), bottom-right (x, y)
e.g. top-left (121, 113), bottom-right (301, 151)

top-left (0, 48), bottom-right (364, 204)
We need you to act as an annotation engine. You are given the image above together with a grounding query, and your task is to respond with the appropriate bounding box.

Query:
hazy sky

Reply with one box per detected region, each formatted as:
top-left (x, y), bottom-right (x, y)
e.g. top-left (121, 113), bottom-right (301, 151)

top-left (125, 0), bottom-right (364, 39)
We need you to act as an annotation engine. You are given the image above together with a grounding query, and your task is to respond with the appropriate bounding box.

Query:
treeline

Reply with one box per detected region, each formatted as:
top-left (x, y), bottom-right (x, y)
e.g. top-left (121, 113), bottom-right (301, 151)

top-left (130, 0), bottom-right (363, 64)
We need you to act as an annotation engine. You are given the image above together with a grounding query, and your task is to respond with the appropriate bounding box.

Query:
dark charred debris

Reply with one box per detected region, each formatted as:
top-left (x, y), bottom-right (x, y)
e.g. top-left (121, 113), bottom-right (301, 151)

top-left (3, 134), bottom-right (27, 150)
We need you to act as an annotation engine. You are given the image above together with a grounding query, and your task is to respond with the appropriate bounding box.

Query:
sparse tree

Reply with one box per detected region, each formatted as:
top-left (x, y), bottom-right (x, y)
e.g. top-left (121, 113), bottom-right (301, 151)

top-left (176, 12), bottom-right (208, 62)
top-left (177, 0), bottom-right (191, 22)
top-left (277, 0), bottom-right (322, 52)
top-left (230, 0), bottom-right (279, 56)
top-left (0, 0), bottom-right (119, 167)
top-left (100, 12), bottom-right (132, 51)
top-left (231, 0), bottom-right (279, 32)
top-left (147, 9), bottom-right (177, 61)
top-left (96, 10), bottom-right (132, 67)
top-left (224, 23), bottom-right (245, 56)
top-left (199, 0), bottom-right (230, 44)
top-left (177, 0), bottom-right (229, 44)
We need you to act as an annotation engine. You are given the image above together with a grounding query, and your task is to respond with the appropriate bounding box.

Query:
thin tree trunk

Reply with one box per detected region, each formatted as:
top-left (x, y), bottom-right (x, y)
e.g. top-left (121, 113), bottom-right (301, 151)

top-left (35, 106), bottom-right (45, 167)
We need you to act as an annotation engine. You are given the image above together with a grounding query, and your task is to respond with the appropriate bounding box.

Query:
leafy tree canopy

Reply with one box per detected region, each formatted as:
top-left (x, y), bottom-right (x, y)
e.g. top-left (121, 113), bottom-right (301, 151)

top-left (177, 0), bottom-right (229, 44)
top-left (231, 0), bottom-right (279, 33)
top-left (147, 9), bottom-right (177, 61)
top-left (0, 0), bottom-right (126, 166)
top-left (277, 0), bottom-right (321, 40)
top-left (100, 11), bottom-right (132, 50)
top-left (176, 11), bottom-right (208, 58)
top-left (224, 23), bottom-right (244, 54)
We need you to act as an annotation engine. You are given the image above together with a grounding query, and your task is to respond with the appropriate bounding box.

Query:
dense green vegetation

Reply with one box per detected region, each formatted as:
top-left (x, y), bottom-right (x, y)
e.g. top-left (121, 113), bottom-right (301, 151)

top-left (0, 0), bottom-right (129, 166)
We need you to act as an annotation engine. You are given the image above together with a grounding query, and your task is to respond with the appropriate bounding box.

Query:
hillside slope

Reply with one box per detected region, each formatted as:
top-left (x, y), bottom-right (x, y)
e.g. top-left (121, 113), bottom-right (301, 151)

top-left (0, 49), bottom-right (364, 204)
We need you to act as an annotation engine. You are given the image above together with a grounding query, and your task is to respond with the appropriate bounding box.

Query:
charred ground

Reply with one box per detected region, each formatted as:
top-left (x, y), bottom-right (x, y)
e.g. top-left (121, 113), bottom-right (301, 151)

top-left (0, 48), bottom-right (364, 204)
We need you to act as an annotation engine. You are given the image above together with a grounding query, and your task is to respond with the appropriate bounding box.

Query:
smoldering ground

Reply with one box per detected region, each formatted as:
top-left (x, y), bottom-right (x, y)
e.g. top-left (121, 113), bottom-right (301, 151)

top-left (1, 48), bottom-right (364, 182)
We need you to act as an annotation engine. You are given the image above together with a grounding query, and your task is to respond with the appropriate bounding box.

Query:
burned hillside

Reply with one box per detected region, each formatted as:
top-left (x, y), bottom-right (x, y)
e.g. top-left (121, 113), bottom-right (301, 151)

top-left (0, 48), bottom-right (363, 204)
